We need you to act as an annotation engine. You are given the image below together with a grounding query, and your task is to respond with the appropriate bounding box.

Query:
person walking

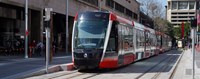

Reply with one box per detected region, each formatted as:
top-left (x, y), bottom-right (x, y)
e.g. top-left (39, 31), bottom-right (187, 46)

top-left (36, 41), bottom-right (44, 56)
top-left (29, 40), bottom-right (36, 57)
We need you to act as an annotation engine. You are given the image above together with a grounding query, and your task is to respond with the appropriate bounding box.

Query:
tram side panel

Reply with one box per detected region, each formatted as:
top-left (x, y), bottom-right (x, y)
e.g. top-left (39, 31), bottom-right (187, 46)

top-left (99, 21), bottom-right (119, 68)
top-left (100, 21), bottom-right (135, 68)
top-left (120, 24), bottom-right (135, 65)
top-left (134, 29), bottom-right (145, 61)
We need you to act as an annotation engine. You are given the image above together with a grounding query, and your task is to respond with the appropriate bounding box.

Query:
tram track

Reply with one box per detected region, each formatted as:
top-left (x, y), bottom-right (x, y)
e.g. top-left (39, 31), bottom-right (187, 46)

top-left (134, 51), bottom-right (178, 79)
top-left (49, 69), bottom-right (102, 79)
top-left (134, 54), bottom-right (171, 79)
top-left (169, 50), bottom-right (184, 79)
top-left (27, 50), bottom-right (183, 79)
top-left (65, 72), bottom-right (86, 79)
top-left (82, 73), bottom-right (100, 79)
top-left (49, 70), bottom-right (79, 79)
top-left (151, 54), bottom-right (177, 79)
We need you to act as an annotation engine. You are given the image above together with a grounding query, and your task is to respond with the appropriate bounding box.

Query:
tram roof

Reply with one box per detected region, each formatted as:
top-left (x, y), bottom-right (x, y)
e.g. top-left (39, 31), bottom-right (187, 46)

top-left (77, 11), bottom-right (156, 33)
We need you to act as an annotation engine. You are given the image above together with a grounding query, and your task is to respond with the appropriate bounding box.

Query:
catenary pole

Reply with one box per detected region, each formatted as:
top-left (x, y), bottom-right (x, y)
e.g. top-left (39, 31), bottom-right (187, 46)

top-left (66, 0), bottom-right (69, 54)
top-left (25, 0), bottom-right (28, 58)
top-left (99, 0), bottom-right (102, 11)
top-left (192, 28), bottom-right (196, 79)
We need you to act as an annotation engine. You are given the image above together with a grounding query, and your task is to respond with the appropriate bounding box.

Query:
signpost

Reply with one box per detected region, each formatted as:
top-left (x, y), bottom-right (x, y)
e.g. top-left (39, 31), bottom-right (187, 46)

top-left (191, 18), bottom-right (197, 79)
top-left (44, 8), bottom-right (52, 74)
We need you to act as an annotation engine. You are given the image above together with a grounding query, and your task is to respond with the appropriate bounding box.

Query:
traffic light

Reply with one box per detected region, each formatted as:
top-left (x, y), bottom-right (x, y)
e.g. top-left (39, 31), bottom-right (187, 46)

top-left (190, 18), bottom-right (197, 28)
top-left (44, 8), bottom-right (53, 21)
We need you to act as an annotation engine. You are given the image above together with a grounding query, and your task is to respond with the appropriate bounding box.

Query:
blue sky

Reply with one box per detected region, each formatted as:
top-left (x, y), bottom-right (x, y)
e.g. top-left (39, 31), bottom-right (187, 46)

top-left (137, 0), bottom-right (167, 18)
top-left (159, 0), bottom-right (167, 7)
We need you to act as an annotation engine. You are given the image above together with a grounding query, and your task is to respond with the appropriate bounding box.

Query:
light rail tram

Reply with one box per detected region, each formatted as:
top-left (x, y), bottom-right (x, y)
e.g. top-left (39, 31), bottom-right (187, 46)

top-left (72, 11), bottom-right (171, 69)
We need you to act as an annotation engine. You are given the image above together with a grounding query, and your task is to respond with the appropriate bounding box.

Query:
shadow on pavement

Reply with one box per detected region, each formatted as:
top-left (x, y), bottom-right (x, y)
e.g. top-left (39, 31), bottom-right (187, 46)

top-left (109, 50), bottom-right (182, 74)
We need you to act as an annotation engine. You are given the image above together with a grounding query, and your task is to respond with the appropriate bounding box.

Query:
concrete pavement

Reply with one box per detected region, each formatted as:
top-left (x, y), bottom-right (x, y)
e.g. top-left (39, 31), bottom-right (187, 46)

top-left (0, 52), bottom-right (72, 79)
top-left (172, 49), bottom-right (200, 79)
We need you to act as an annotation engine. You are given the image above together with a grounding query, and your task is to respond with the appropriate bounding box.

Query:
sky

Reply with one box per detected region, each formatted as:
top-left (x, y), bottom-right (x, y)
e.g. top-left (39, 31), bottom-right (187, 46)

top-left (137, 0), bottom-right (167, 9)
top-left (137, 0), bottom-right (167, 18)
top-left (159, 0), bottom-right (167, 7)
top-left (160, 0), bottom-right (167, 18)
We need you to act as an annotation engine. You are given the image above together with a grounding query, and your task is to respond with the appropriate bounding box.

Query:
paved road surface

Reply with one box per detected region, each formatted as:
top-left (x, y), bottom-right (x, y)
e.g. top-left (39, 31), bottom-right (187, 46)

top-left (0, 55), bottom-right (72, 79)
top-left (27, 50), bottom-right (182, 79)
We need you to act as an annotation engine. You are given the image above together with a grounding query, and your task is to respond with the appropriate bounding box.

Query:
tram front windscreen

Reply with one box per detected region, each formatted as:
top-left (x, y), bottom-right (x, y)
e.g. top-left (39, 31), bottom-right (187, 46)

top-left (73, 12), bottom-right (109, 49)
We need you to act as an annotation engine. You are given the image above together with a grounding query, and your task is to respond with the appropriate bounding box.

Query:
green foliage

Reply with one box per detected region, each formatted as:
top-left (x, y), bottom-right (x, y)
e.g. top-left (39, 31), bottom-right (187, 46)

top-left (155, 19), bottom-right (174, 38)
top-left (165, 20), bottom-right (174, 38)
top-left (173, 27), bottom-right (181, 39)
top-left (172, 22), bottom-right (191, 39)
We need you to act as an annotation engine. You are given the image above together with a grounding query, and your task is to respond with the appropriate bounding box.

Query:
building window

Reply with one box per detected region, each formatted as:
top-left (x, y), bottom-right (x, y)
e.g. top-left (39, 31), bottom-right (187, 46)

top-left (126, 9), bottom-right (132, 17)
top-left (178, 16), bottom-right (187, 18)
top-left (171, 13), bottom-right (177, 15)
top-left (189, 1), bottom-right (195, 9)
top-left (0, 6), bottom-right (24, 48)
top-left (171, 16), bottom-right (177, 18)
top-left (82, 0), bottom-right (98, 6)
top-left (199, 2), bottom-right (200, 9)
top-left (189, 12), bottom-right (195, 14)
top-left (178, 12), bottom-right (188, 14)
top-left (106, 0), bottom-right (114, 8)
top-left (115, 2), bottom-right (125, 13)
top-left (171, 20), bottom-right (177, 22)
top-left (189, 16), bottom-right (195, 18)
top-left (0, 7), bottom-right (16, 19)
top-left (133, 13), bottom-right (138, 20)
top-left (178, 1), bottom-right (188, 10)
top-left (178, 20), bottom-right (188, 22)
top-left (172, 1), bottom-right (178, 10)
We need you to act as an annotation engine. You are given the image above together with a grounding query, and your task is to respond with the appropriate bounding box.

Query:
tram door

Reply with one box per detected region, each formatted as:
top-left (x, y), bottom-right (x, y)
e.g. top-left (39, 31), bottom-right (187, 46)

top-left (117, 24), bottom-right (124, 66)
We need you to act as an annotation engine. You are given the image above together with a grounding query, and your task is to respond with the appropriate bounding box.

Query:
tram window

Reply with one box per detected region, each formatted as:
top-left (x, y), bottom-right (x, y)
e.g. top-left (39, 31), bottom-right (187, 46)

top-left (129, 27), bottom-right (133, 48)
top-left (136, 29), bottom-right (142, 48)
top-left (154, 35), bottom-right (157, 46)
top-left (107, 38), bottom-right (116, 51)
top-left (106, 21), bottom-right (118, 51)
top-left (141, 30), bottom-right (144, 47)
top-left (136, 30), bottom-right (138, 48)
top-left (124, 26), bottom-right (131, 51)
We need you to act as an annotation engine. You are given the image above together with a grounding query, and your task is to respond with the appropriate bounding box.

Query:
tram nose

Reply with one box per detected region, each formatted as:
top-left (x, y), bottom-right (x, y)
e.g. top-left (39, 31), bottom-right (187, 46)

top-left (73, 49), bottom-right (103, 69)
top-left (74, 50), bottom-right (102, 59)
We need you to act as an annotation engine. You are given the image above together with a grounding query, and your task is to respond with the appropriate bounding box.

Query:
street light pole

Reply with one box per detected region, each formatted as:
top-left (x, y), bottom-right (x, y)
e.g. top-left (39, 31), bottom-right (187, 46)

top-left (25, 0), bottom-right (28, 58)
top-left (66, 0), bottom-right (69, 54)
top-left (99, 0), bottom-right (102, 11)
top-left (196, 0), bottom-right (199, 44)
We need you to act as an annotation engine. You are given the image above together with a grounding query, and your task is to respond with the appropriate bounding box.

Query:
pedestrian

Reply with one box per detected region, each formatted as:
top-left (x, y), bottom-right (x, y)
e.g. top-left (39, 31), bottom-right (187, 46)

top-left (52, 40), bottom-right (57, 54)
top-left (36, 41), bottom-right (44, 56)
top-left (29, 40), bottom-right (36, 57)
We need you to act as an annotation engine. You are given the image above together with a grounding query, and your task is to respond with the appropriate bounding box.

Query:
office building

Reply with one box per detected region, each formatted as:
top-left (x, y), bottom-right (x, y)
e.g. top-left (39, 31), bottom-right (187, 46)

top-left (0, 0), bottom-right (140, 52)
top-left (167, 0), bottom-right (196, 27)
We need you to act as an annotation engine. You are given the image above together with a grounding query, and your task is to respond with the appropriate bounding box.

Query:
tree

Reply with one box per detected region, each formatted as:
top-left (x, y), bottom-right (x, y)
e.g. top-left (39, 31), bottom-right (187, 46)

top-left (138, 0), bottom-right (164, 19)
top-left (163, 20), bottom-right (174, 38)
top-left (137, 0), bottom-right (167, 32)
top-left (173, 22), bottom-right (191, 39)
